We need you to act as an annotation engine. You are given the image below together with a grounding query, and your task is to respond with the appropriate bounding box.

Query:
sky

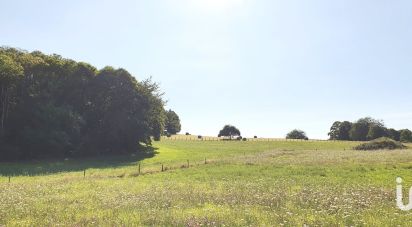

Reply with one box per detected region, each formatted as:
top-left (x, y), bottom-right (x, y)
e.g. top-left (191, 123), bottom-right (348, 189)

top-left (1, 0), bottom-right (412, 139)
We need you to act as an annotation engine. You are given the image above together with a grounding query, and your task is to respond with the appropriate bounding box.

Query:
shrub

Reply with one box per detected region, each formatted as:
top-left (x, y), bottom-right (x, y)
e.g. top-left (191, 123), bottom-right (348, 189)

top-left (185, 132), bottom-right (190, 136)
top-left (237, 136), bottom-right (242, 140)
top-left (198, 135), bottom-right (202, 139)
top-left (254, 136), bottom-right (258, 138)
top-left (354, 137), bottom-right (406, 151)
top-left (242, 138), bottom-right (247, 141)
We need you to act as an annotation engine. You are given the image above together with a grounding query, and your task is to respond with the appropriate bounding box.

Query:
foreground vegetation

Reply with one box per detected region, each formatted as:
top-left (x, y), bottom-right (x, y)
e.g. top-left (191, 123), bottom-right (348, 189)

top-left (1, 139), bottom-right (412, 226)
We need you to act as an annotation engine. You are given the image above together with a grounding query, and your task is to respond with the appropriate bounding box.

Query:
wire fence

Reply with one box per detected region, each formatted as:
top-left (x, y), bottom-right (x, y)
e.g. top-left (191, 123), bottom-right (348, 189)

top-left (2, 137), bottom-right (365, 183)
top-left (160, 135), bottom-right (352, 142)
top-left (2, 157), bottom-right (215, 183)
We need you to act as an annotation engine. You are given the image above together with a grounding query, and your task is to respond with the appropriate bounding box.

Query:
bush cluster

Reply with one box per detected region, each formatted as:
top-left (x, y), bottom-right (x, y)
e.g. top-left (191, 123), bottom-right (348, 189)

top-left (354, 137), bottom-right (406, 150)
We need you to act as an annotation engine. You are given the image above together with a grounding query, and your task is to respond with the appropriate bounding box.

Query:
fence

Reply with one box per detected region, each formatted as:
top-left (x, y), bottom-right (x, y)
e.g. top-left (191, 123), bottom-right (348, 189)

top-left (3, 157), bottom-right (213, 183)
top-left (2, 137), bottom-right (364, 183)
top-left (160, 135), bottom-right (345, 142)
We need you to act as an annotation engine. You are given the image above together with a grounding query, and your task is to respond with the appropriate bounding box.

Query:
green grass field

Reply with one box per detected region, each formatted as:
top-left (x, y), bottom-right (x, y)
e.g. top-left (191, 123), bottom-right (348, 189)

top-left (1, 139), bottom-right (412, 226)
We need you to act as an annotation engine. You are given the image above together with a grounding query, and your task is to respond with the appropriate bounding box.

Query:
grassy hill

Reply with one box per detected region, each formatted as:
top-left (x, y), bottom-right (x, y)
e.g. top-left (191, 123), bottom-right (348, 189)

top-left (1, 140), bottom-right (412, 226)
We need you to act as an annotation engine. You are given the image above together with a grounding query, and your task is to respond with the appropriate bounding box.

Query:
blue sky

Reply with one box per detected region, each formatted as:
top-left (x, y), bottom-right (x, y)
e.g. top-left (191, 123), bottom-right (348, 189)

top-left (1, 0), bottom-right (412, 139)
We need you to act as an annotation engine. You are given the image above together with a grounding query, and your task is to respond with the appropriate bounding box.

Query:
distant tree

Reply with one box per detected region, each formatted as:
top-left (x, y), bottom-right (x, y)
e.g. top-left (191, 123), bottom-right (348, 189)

top-left (400, 129), bottom-right (412, 142)
top-left (328, 121), bottom-right (342, 140)
top-left (361, 117), bottom-right (385, 127)
top-left (286, 129), bottom-right (308, 140)
top-left (350, 117), bottom-right (383, 141)
top-left (140, 78), bottom-right (166, 142)
top-left (387, 128), bottom-right (401, 141)
top-left (338, 121), bottom-right (352, 140)
top-left (165, 109), bottom-right (181, 135)
top-left (349, 122), bottom-right (369, 141)
top-left (328, 121), bottom-right (353, 140)
top-left (330, 117), bottom-right (411, 142)
top-left (218, 125), bottom-right (241, 139)
top-left (367, 124), bottom-right (388, 140)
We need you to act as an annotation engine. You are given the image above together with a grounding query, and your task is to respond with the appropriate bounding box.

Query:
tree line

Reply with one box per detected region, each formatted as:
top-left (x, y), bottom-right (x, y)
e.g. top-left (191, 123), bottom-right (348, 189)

top-left (216, 120), bottom-right (411, 142)
top-left (216, 125), bottom-right (309, 140)
top-left (0, 47), bottom-right (180, 160)
top-left (328, 117), bottom-right (412, 142)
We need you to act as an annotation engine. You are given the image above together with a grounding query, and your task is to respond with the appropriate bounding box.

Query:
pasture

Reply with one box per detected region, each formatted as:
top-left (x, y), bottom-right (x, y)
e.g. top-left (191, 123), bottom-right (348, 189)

top-left (1, 139), bottom-right (412, 226)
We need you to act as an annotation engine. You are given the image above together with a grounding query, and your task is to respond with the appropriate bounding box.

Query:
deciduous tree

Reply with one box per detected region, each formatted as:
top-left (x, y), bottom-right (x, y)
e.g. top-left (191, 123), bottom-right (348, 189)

top-left (218, 125), bottom-right (241, 139)
top-left (165, 109), bottom-right (181, 135)
top-left (0, 54), bottom-right (23, 137)
top-left (286, 129), bottom-right (308, 140)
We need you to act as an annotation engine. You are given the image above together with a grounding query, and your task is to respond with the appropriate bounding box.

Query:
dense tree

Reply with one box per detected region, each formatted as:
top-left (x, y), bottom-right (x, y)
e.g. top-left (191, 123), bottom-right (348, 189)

top-left (349, 123), bottom-right (368, 141)
top-left (328, 117), bottom-right (410, 142)
top-left (136, 77), bottom-right (167, 142)
top-left (0, 54), bottom-right (23, 137)
top-left (328, 121), bottom-right (341, 140)
top-left (387, 128), bottom-right (401, 141)
top-left (80, 67), bottom-right (159, 154)
top-left (349, 117), bottom-right (383, 141)
top-left (400, 129), bottom-right (412, 143)
top-left (338, 121), bottom-right (352, 140)
top-left (165, 109), bottom-right (181, 135)
top-left (367, 124), bottom-right (388, 140)
top-left (286, 129), bottom-right (308, 140)
top-left (218, 125), bottom-right (241, 139)
top-left (0, 47), bottom-right (169, 160)
top-left (18, 104), bottom-right (84, 158)
top-left (328, 121), bottom-right (353, 140)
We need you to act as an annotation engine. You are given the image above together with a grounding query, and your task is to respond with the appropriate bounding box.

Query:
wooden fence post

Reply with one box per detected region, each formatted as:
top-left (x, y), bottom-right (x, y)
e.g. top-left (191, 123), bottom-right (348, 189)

top-left (84, 170), bottom-right (86, 178)
top-left (138, 163), bottom-right (141, 174)
top-left (161, 164), bottom-right (164, 172)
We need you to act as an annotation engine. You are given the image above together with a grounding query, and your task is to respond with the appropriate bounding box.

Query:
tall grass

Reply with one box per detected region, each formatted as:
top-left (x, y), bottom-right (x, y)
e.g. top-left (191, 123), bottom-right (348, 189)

top-left (0, 140), bottom-right (411, 226)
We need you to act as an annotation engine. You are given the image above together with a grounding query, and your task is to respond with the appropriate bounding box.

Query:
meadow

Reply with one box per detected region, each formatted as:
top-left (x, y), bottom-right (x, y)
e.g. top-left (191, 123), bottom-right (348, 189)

top-left (1, 137), bottom-right (412, 226)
